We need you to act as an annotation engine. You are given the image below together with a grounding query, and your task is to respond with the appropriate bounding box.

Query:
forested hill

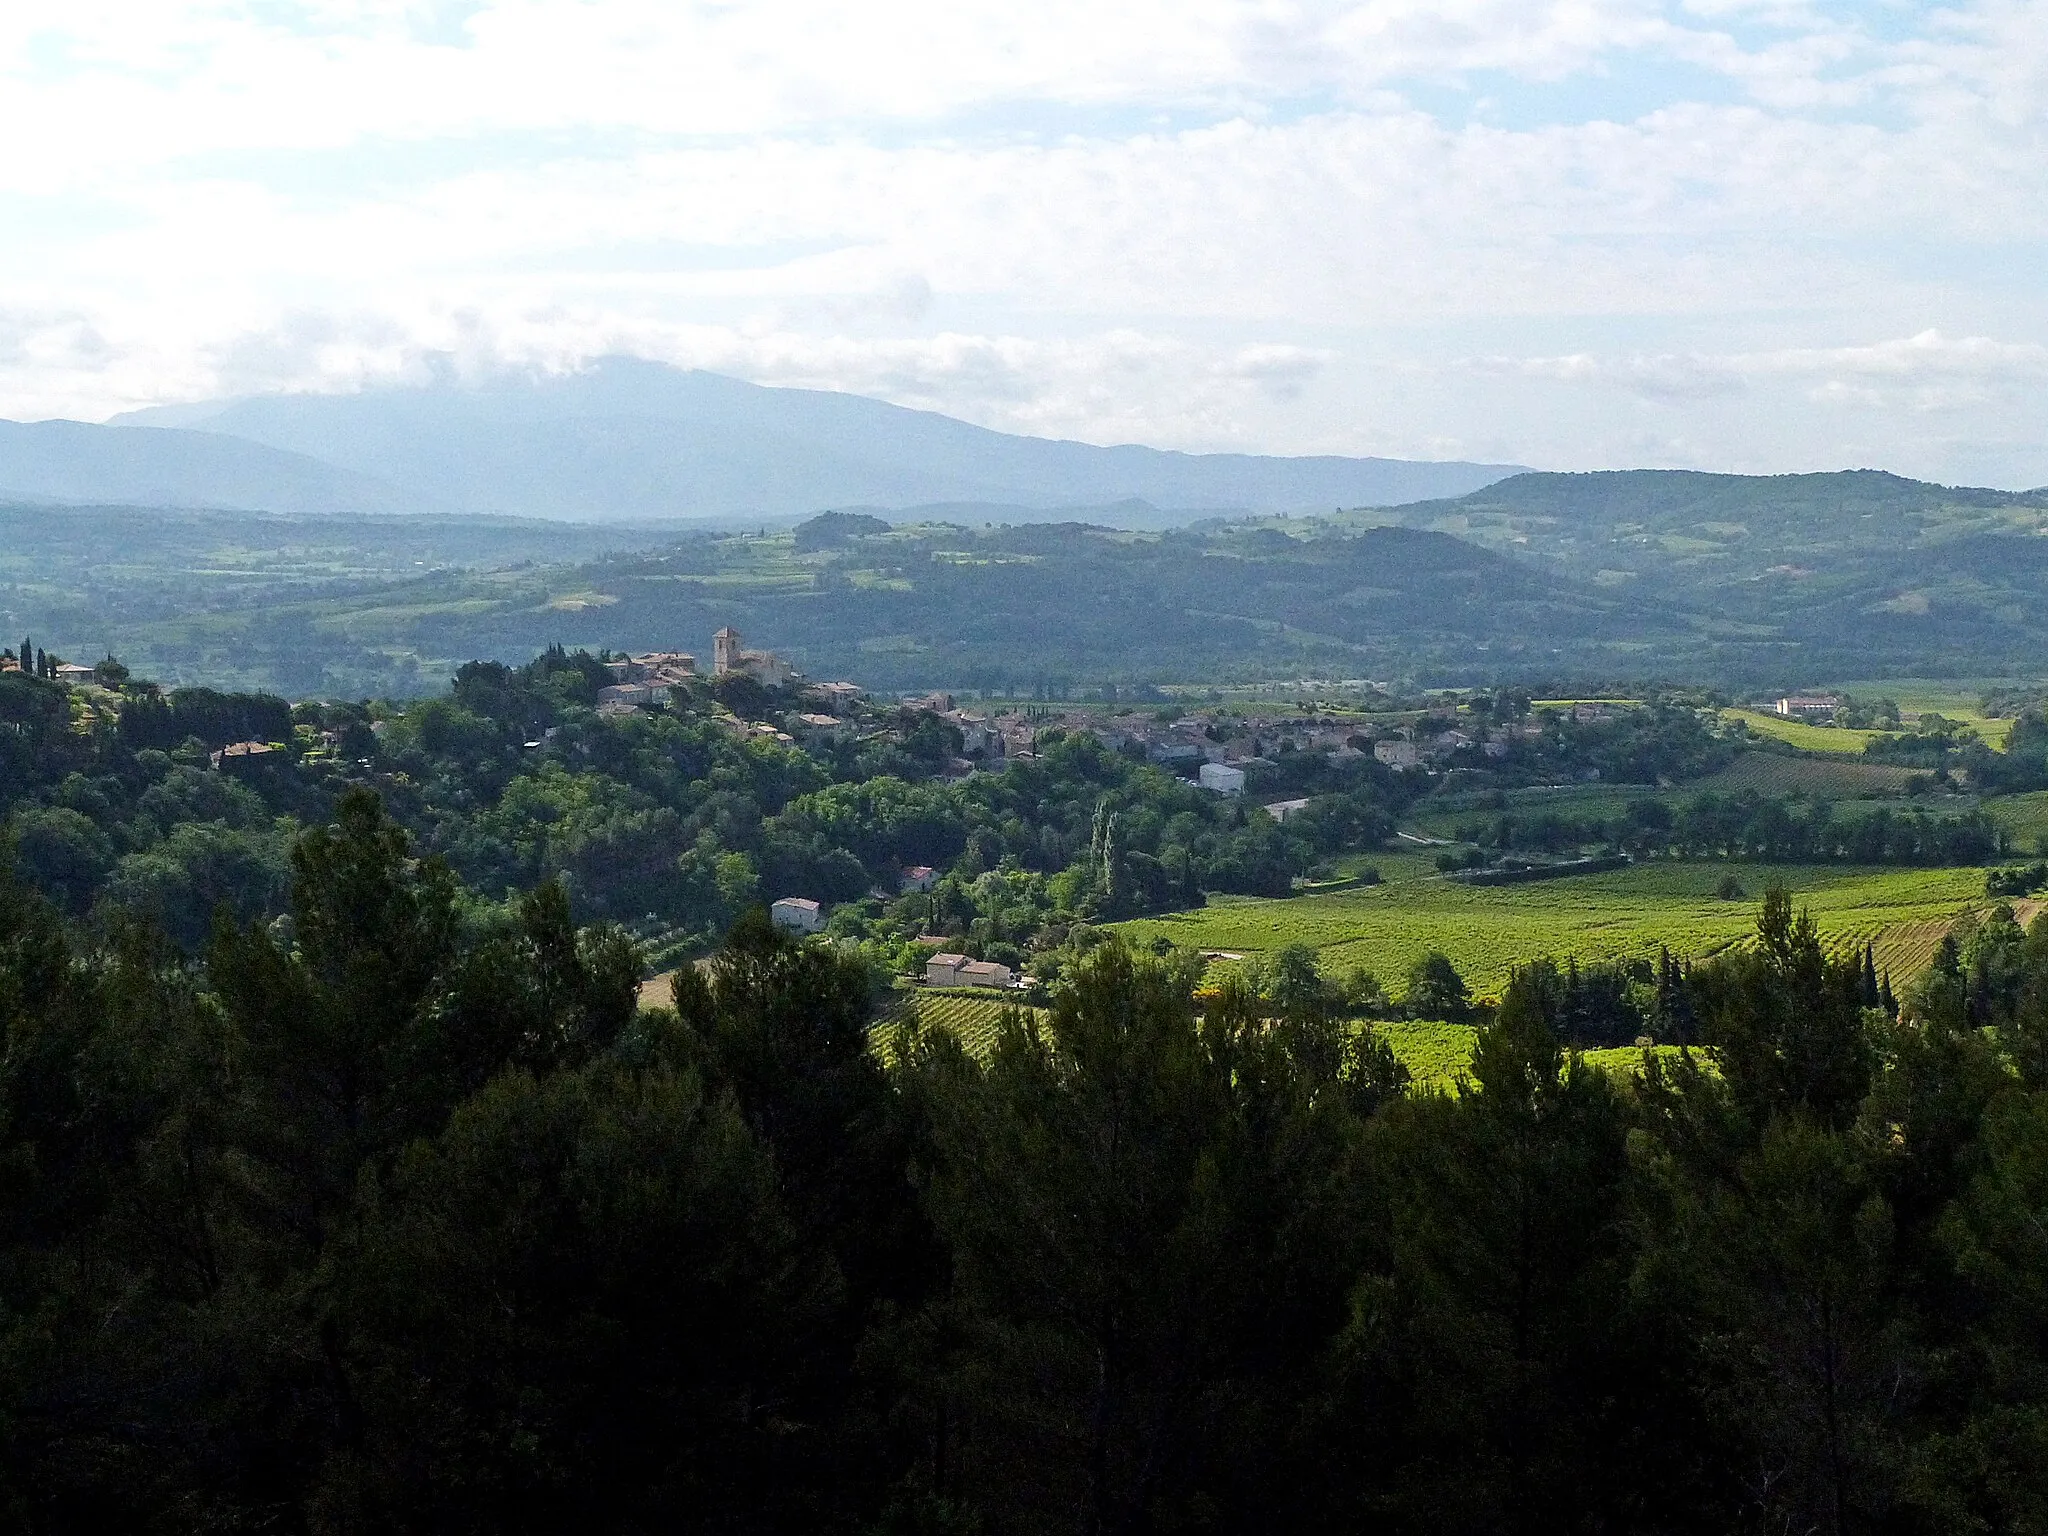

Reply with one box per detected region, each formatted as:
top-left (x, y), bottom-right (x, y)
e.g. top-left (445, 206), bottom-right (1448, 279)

top-left (1372, 467), bottom-right (2048, 585)
top-left (471, 520), bottom-right (1680, 694)
top-left (14, 468), bottom-right (2048, 696)
top-left (2, 505), bottom-right (1678, 696)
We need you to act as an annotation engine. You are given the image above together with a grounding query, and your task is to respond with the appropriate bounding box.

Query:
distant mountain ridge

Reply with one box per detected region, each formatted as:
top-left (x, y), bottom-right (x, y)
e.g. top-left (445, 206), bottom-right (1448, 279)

top-left (73, 358), bottom-right (1521, 521)
top-left (0, 418), bottom-right (408, 516)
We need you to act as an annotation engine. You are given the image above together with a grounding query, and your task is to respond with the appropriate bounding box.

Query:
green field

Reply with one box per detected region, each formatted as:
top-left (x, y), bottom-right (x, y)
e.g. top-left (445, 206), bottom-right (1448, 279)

top-left (870, 989), bottom-right (1042, 1062)
top-left (1406, 753), bottom-right (1927, 846)
top-left (864, 989), bottom-right (1682, 1098)
top-left (1985, 791), bottom-right (2048, 856)
top-left (1373, 1019), bottom-right (1685, 1091)
top-left (1824, 679), bottom-right (2032, 749)
top-left (1691, 751), bottom-right (1923, 797)
top-left (1722, 709), bottom-right (1886, 754)
top-left (1118, 861), bottom-right (1998, 1000)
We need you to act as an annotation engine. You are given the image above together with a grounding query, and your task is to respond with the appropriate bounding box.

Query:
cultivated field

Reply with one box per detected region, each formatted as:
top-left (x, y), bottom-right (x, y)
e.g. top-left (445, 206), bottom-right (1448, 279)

top-left (870, 989), bottom-right (1041, 1062)
top-left (1824, 679), bottom-right (2023, 749)
top-left (1372, 1019), bottom-right (1685, 1091)
top-left (865, 988), bottom-right (1684, 1096)
top-left (1691, 751), bottom-right (1923, 797)
top-left (1721, 709), bottom-right (1886, 754)
top-left (1117, 861), bottom-right (1995, 1000)
top-left (1405, 753), bottom-right (1928, 846)
top-left (1986, 790), bottom-right (2048, 855)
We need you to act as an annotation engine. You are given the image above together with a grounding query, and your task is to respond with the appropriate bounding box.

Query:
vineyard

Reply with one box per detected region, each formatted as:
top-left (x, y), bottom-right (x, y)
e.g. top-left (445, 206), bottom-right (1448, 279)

top-left (870, 988), bottom-right (1042, 1063)
top-left (1375, 1019), bottom-right (1687, 1090)
top-left (1987, 790), bottom-right (2048, 853)
top-left (1116, 861), bottom-right (1993, 999)
top-left (1692, 751), bottom-right (1922, 797)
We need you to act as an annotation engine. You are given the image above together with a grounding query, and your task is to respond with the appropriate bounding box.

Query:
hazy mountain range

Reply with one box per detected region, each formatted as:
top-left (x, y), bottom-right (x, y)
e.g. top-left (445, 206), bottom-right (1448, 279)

top-left (0, 359), bottom-right (1519, 524)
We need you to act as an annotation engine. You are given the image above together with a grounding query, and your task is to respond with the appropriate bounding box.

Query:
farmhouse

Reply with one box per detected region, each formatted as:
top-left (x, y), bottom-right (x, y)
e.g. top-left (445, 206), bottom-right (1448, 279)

top-left (1374, 740), bottom-right (1422, 769)
top-left (769, 897), bottom-right (823, 934)
top-left (1775, 694), bottom-right (1843, 721)
top-left (1263, 797), bottom-right (1312, 823)
top-left (925, 953), bottom-right (1017, 989)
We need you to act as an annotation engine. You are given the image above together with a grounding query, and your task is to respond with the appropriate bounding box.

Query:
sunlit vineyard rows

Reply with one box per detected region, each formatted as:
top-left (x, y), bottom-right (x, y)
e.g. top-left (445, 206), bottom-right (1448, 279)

top-left (1117, 862), bottom-right (1992, 999)
top-left (870, 990), bottom-right (1042, 1063)
top-left (1375, 1019), bottom-right (1690, 1091)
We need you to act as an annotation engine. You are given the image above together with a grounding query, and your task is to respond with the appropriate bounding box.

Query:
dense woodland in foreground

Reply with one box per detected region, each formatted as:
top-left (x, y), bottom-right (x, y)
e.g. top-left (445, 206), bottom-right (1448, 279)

top-left (6, 639), bottom-right (2048, 1529)
top-left (4, 809), bottom-right (2048, 1533)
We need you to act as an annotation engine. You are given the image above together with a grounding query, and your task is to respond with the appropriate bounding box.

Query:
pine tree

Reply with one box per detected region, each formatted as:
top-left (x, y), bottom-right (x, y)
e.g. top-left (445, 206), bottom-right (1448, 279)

top-left (1653, 945), bottom-right (1697, 1044)
top-left (1691, 885), bottom-right (1871, 1128)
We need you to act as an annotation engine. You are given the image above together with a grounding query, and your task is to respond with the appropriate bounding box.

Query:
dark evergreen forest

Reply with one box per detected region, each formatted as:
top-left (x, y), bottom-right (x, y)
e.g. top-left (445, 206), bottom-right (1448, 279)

top-left (3, 789), bottom-right (2047, 1534)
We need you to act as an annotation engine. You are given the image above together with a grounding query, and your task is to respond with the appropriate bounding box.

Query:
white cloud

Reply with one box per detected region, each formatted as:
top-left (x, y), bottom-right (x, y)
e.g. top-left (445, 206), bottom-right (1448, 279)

top-left (1488, 330), bottom-right (2048, 407)
top-left (0, 1), bottom-right (2044, 483)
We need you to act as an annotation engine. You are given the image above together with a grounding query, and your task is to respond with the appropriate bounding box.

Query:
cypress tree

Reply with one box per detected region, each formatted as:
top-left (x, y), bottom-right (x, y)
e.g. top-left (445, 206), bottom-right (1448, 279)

top-left (1861, 944), bottom-right (1881, 1008)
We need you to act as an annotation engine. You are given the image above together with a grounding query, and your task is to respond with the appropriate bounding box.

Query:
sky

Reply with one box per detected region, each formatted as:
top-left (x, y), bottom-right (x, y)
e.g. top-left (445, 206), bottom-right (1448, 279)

top-left (1, 1), bottom-right (2045, 485)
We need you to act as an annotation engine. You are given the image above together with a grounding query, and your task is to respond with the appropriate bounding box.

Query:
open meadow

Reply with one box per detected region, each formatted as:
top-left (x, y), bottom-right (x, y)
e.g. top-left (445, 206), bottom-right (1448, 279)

top-left (1117, 859), bottom-right (2012, 1000)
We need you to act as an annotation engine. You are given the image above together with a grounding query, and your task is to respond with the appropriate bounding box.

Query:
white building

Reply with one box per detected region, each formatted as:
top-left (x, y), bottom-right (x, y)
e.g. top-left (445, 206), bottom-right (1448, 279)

top-left (925, 953), bottom-right (1016, 989)
top-left (769, 897), bottom-right (823, 934)
top-left (1775, 694), bottom-right (1842, 721)
top-left (1199, 762), bottom-right (1247, 796)
top-left (901, 865), bottom-right (938, 893)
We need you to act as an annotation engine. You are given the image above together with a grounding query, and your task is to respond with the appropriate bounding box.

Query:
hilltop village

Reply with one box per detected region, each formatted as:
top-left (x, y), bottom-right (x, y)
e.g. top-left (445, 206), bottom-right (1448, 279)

top-left (570, 625), bottom-right (1586, 787)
